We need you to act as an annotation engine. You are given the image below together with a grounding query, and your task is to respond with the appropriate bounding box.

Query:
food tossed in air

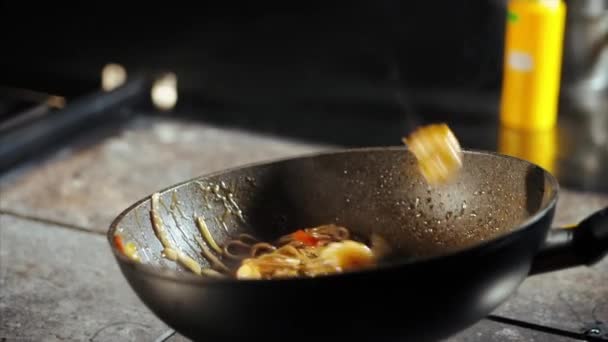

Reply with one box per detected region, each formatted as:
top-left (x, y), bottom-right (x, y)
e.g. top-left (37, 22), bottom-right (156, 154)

top-left (403, 123), bottom-right (463, 185)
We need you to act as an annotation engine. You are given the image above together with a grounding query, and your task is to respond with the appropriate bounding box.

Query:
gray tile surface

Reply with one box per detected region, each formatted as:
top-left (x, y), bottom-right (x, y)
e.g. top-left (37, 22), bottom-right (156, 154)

top-left (2, 115), bottom-right (606, 234)
top-left (552, 189), bottom-right (608, 227)
top-left (446, 320), bottom-right (583, 341)
top-left (0, 215), bottom-right (169, 342)
top-left (494, 257), bottom-right (608, 334)
top-left (165, 320), bottom-right (585, 341)
top-left (0, 116), bottom-right (331, 232)
top-left (490, 189), bottom-right (608, 336)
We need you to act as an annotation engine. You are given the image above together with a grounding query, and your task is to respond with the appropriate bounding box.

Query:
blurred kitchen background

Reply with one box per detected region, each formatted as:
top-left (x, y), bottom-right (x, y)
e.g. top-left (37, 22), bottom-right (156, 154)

top-left (0, 0), bottom-right (607, 192)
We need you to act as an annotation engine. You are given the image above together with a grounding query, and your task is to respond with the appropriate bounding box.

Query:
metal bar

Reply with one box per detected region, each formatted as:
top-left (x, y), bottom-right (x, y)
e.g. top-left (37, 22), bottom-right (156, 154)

top-left (0, 102), bottom-right (50, 132)
top-left (0, 75), bottom-right (150, 173)
top-left (0, 85), bottom-right (66, 108)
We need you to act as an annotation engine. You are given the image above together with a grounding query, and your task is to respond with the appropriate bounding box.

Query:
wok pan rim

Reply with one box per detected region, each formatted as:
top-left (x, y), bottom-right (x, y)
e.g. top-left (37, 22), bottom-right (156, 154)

top-left (107, 146), bottom-right (559, 286)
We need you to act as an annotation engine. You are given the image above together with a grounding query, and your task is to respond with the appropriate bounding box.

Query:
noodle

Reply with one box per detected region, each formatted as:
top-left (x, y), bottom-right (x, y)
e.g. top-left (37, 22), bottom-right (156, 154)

top-left (224, 224), bottom-right (383, 280)
top-left (310, 225), bottom-right (350, 240)
top-left (237, 233), bottom-right (260, 244)
top-left (195, 236), bottom-right (231, 273)
top-left (223, 240), bottom-right (252, 260)
top-left (251, 243), bottom-right (276, 257)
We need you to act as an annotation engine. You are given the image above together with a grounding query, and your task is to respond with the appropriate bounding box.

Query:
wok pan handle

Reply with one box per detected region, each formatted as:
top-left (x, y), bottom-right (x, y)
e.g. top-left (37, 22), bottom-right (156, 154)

top-left (530, 207), bottom-right (608, 275)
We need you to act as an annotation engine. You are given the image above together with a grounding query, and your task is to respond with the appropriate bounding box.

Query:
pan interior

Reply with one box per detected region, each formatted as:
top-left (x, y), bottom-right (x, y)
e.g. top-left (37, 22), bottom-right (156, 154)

top-left (113, 148), bottom-right (555, 274)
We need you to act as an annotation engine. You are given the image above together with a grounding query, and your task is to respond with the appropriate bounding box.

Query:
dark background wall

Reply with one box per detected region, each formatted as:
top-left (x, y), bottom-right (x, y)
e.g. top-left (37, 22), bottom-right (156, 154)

top-left (0, 1), bottom-right (507, 102)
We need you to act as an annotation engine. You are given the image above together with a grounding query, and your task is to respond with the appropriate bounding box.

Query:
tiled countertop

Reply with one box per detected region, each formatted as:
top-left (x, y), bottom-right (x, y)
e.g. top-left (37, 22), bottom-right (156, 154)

top-left (1, 115), bottom-right (607, 341)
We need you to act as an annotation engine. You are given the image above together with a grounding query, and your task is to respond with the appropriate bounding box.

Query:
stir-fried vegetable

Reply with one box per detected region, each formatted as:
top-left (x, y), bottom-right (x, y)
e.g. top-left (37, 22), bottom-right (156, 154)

top-left (114, 234), bottom-right (140, 262)
top-left (292, 229), bottom-right (319, 246)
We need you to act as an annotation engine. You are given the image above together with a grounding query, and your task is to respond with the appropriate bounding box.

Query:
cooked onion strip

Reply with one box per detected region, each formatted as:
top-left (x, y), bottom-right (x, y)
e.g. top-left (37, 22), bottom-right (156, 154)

top-left (196, 216), bottom-right (222, 254)
top-left (150, 193), bottom-right (177, 261)
top-left (201, 268), bottom-right (226, 278)
top-left (176, 251), bottom-right (202, 276)
top-left (162, 247), bottom-right (178, 261)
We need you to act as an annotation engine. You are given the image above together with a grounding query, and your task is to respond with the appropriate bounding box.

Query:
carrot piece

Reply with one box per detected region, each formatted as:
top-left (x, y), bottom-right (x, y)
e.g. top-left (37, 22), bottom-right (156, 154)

top-left (292, 229), bottom-right (318, 246)
top-left (114, 234), bottom-right (125, 254)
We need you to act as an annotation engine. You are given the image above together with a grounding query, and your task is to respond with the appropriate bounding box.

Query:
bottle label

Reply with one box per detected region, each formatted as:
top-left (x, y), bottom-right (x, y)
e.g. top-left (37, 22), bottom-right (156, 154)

top-left (507, 51), bottom-right (534, 72)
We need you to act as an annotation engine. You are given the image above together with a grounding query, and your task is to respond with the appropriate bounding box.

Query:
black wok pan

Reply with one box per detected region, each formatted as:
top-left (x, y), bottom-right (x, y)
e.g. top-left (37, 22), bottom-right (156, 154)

top-left (108, 147), bottom-right (608, 342)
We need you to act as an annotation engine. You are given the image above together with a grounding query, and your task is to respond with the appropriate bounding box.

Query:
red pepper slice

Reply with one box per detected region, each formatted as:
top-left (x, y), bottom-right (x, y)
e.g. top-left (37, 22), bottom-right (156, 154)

top-left (292, 229), bottom-right (318, 246)
top-left (114, 234), bottom-right (125, 254)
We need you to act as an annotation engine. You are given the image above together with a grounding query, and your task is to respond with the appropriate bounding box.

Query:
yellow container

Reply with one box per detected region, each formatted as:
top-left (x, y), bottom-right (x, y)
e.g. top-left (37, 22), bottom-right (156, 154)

top-left (499, 0), bottom-right (567, 131)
